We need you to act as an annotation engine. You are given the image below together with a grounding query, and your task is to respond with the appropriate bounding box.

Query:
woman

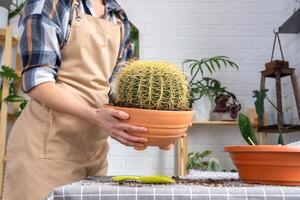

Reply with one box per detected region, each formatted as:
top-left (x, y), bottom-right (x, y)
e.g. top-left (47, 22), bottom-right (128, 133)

top-left (3, 0), bottom-right (147, 199)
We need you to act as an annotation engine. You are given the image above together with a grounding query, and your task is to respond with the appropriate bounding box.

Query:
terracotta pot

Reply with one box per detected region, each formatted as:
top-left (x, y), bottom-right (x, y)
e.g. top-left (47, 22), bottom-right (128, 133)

top-left (105, 105), bottom-right (194, 150)
top-left (224, 145), bottom-right (300, 186)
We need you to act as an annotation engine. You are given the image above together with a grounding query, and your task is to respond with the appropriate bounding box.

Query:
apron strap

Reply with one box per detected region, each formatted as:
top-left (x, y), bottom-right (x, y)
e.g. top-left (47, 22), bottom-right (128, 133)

top-left (61, 0), bottom-right (81, 48)
top-left (81, 0), bottom-right (92, 15)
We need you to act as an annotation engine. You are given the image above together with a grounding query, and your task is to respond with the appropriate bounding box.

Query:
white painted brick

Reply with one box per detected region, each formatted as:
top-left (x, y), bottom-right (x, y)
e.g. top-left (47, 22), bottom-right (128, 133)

top-left (144, 3), bottom-right (180, 13)
top-left (143, 25), bottom-right (179, 36)
top-left (108, 156), bottom-right (126, 169)
top-left (143, 48), bottom-right (178, 60)
top-left (106, 0), bottom-right (300, 175)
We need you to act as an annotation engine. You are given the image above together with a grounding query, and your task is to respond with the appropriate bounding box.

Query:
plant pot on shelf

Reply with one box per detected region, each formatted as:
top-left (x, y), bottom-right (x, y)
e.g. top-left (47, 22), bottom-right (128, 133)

top-left (224, 145), bottom-right (300, 186)
top-left (192, 96), bottom-right (211, 121)
top-left (105, 105), bottom-right (193, 150)
top-left (0, 7), bottom-right (8, 29)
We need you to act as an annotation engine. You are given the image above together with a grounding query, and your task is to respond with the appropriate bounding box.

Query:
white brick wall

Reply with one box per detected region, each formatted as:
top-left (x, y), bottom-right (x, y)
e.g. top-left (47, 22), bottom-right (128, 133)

top-left (279, 1), bottom-right (300, 143)
top-left (107, 0), bottom-right (300, 175)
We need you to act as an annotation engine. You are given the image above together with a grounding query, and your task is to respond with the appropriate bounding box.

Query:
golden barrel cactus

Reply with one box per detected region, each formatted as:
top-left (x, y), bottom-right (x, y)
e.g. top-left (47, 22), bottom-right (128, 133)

top-left (111, 61), bottom-right (191, 111)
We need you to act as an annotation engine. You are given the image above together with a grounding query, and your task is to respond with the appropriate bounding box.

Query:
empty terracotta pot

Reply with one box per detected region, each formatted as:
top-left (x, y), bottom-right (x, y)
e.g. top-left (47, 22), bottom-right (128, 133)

top-left (224, 145), bottom-right (300, 186)
top-left (105, 105), bottom-right (194, 150)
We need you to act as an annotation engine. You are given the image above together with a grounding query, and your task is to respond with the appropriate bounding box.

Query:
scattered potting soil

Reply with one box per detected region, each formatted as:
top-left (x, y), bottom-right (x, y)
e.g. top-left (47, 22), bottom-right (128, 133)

top-left (84, 176), bottom-right (253, 187)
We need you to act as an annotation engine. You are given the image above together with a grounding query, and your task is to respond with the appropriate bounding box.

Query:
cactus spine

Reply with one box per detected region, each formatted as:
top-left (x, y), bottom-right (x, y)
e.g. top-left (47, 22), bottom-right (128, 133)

top-left (112, 61), bottom-right (191, 111)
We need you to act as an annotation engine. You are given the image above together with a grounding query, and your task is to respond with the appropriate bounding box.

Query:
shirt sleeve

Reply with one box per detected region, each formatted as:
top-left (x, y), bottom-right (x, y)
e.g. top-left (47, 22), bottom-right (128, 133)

top-left (19, 1), bottom-right (65, 93)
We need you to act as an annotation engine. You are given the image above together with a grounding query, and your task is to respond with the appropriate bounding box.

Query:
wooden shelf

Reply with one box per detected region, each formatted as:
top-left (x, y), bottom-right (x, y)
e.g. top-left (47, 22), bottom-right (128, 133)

top-left (258, 124), bottom-right (300, 134)
top-left (193, 121), bottom-right (238, 126)
top-left (0, 29), bottom-right (18, 46)
top-left (279, 8), bottom-right (300, 34)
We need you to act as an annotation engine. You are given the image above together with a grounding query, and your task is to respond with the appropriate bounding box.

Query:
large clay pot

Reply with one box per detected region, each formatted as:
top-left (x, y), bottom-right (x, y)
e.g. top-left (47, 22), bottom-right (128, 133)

top-left (105, 105), bottom-right (194, 150)
top-left (224, 145), bottom-right (300, 186)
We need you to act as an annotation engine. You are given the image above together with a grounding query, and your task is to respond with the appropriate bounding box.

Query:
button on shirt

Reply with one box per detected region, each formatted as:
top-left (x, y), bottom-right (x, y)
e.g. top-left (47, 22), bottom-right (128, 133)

top-left (19, 0), bottom-right (130, 93)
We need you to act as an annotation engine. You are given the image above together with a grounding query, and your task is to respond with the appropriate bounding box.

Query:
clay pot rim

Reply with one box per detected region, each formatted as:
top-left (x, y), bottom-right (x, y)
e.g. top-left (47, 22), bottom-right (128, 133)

top-left (132, 134), bottom-right (185, 138)
top-left (105, 104), bottom-right (193, 113)
top-left (224, 145), bottom-right (300, 153)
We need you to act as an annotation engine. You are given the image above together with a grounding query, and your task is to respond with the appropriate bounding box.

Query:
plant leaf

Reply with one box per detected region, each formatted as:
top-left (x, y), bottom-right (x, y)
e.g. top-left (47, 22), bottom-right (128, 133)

top-left (5, 95), bottom-right (24, 103)
top-left (198, 150), bottom-right (212, 158)
top-left (0, 65), bottom-right (19, 81)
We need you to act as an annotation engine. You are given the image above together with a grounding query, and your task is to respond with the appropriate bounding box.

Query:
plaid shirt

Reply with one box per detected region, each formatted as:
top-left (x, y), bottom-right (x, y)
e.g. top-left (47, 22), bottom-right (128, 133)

top-left (19, 0), bottom-right (130, 92)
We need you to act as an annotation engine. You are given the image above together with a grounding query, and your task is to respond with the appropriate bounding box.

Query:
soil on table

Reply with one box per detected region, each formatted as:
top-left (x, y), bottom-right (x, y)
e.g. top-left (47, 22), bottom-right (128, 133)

top-left (85, 176), bottom-right (253, 187)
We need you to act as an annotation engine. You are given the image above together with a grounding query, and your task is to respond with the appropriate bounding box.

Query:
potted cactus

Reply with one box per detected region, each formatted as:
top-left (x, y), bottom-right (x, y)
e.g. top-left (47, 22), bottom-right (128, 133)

top-left (106, 60), bottom-right (194, 150)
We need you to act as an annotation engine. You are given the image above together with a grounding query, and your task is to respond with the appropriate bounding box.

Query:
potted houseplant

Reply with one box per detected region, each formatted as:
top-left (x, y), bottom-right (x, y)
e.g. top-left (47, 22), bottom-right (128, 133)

top-left (225, 91), bottom-right (300, 186)
top-left (184, 56), bottom-right (239, 121)
top-left (0, 65), bottom-right (27, 117)
top-left (190, 77), bottom-right (241, 121)
top-left (186, 150), bottom-right (223, 172)
top-left (106, 60), bottom-right (194, 150)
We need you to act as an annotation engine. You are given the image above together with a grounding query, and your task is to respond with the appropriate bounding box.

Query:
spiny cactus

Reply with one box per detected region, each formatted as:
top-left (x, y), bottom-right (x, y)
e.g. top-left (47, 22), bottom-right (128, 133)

top-left (112, 61), bottom-right (191, 111)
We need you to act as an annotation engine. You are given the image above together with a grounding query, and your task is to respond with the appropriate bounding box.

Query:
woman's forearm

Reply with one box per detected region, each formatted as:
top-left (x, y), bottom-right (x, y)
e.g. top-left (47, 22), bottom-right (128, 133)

top-left (28, 82), bottom-right (96, 121)
top-left (28, 82), bottom-right (148, 148)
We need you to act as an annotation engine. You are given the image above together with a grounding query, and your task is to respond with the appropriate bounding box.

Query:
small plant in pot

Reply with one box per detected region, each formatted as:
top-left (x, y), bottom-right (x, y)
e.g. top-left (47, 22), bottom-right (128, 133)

top-left (0, 65), bottom-right (27, 117)
top-left (224, 90), bottom-right (300, 186)
top-left (190, 77), bottom-right (241, 121)
top-left (184, 56), bottom-right (239, 121)
top-left (186, 150), bottom-right (223, 172)
top-left (107, 60), bottom-right (194, 150)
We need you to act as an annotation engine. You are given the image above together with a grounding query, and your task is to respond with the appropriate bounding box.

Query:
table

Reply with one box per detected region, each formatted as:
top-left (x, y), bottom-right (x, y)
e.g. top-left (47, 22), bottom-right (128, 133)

top-left (46, 177), bottom-right (300, 200)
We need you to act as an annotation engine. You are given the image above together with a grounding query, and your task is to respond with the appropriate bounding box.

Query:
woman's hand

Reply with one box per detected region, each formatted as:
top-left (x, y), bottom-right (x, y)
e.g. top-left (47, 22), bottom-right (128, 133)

top-left (92, 108), bottom-right (148, 148)
top-left (28, 82), bottom-right (148, 148)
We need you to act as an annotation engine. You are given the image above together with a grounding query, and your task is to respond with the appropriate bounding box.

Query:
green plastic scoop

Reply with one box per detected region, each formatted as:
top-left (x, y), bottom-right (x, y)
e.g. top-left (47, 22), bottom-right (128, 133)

top-left (112, 175), bottom-right (175, 184)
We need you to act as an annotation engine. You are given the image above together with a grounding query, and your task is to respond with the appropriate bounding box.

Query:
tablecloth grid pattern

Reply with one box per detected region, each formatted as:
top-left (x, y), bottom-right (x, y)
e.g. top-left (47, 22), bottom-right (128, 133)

top-left (46, 180), bottom-right (300, 200)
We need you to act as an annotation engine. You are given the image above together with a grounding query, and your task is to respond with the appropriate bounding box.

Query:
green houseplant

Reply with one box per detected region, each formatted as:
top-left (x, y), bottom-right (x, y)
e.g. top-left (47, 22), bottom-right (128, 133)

top-left (8, 0), bottom-right (28, 20)
top-left (253, 89), bottom-right (285, 145)
top-left (186, 150), bottom-right (222, 172)
top-left (224, 90), bottom-right (300, 186)
top-left (107, 60), bottom-right (194, 150)
top-left (0, 65), bottom-right (27, 117)
top-left (190, 77), bottom-right (241, 120)
top-left (184, 56), bottom-right (239, 121)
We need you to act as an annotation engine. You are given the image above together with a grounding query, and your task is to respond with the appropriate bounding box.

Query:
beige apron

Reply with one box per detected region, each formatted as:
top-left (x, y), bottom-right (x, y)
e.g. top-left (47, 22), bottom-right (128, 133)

top-left (2, 0), bottom-right (121, 199)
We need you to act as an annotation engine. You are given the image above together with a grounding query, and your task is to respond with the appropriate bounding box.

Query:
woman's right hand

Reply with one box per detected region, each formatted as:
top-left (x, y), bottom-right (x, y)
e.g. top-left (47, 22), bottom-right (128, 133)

top-left (92, 108), bottom-right (149, 148)
top-left (28, 83), bottom-right (148, 148)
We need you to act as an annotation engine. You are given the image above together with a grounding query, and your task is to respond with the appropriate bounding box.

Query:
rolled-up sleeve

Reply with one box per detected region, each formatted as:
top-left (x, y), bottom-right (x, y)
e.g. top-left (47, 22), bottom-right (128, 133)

top-left (19, 13), bottom-right (62, 93)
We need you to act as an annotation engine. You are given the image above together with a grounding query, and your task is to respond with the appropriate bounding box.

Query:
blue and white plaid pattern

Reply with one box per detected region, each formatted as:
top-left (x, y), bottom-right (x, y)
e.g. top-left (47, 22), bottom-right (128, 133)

top-left (46, 179), bottom-right (300, 200)
top-left (19, 0), bottom-right (130, 92)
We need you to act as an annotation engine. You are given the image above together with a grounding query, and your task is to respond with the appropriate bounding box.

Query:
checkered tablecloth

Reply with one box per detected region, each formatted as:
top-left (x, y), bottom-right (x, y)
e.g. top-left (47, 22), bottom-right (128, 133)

top-left (46, 178), bottom-right (300, 200)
